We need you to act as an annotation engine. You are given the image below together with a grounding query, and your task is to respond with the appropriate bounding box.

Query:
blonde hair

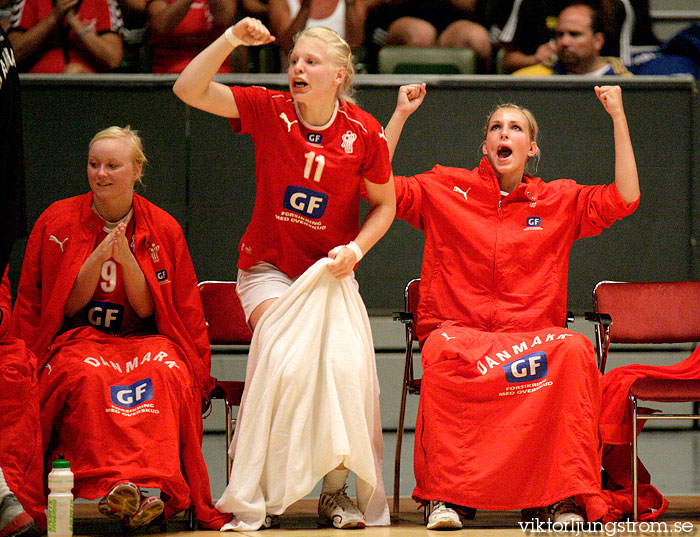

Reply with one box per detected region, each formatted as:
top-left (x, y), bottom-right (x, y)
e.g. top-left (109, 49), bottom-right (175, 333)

top-left (293, 26), bottom-right (356, 105)
top-left (484, 103), bottom-right (540, 172)
top-left (89, 126), bottom-right (148, 185)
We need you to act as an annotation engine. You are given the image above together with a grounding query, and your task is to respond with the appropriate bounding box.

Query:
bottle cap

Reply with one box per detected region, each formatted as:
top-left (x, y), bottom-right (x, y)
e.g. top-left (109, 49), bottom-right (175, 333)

top-left (52, 454), bottom-right (70, 468)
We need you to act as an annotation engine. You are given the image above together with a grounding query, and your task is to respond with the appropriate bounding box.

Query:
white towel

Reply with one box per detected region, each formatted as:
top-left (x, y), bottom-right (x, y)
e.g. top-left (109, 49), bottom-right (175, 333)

top-left (216, 258), bottom-right (390, 531)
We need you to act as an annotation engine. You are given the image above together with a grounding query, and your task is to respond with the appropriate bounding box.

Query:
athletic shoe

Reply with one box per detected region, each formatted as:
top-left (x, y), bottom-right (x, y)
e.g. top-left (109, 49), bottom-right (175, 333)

top-left (318, 485), bottom-right (366, 529)
top-left (127, 496), bottom-right (164, 528)
top-left (262, 514), bottom-right (280, 529)
top-left (426, 501), bottom-right (462, 530)
top-left (546, 497), bottom-right (585, 525)
top-left (0, 495), bottom-right (39, 537)
top-left (97, 482), bottom-right (141, 520)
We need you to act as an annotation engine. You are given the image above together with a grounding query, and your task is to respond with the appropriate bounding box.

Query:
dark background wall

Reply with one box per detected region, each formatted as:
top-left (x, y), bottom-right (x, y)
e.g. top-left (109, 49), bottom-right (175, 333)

top-left (14, 74), bottom-right (699, 314)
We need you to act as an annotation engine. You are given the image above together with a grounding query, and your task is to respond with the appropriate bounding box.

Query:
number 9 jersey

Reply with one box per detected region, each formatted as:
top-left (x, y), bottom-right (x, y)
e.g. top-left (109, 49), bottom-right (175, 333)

top-left (229, 85), bottom-right (392, 279)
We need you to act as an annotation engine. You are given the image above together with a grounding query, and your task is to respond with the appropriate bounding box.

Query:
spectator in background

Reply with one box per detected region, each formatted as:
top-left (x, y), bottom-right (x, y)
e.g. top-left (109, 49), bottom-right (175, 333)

top-left (363, 0), bottom-right (492, 72)
top-left (146, 0), bottom-right (236, 73)
top-left (268, 0), bottom-right (364, 71)
top-left (7, 0), bottom-right (123, 72)
top-left (492, 0), bottom-right (657, 73)
top-left (513, 3), bottom-right (631, 75)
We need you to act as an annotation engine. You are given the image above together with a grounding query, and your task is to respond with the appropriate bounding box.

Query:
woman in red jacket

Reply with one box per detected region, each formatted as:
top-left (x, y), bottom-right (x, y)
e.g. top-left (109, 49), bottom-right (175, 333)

top-left (384, 84), bottom-right (640, 529)
top-left (11, 127), bottom-right (230, 531)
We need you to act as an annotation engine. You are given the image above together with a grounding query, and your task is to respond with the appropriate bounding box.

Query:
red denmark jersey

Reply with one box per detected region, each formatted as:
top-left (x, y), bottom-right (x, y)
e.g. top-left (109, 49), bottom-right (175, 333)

top-left (76, 217), bottom-right (144, 334)
top-left (229, 86), bottom-right (391, 278)
top-left (149, 0), bottom-right (229, 73)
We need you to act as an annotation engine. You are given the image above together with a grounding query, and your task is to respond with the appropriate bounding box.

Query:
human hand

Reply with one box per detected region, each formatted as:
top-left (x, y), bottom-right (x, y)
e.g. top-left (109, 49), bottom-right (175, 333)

top-left (534, 41), bottom-right (556, 63)
top-left (110, 223), bottom-right (134, 266)
top-left (326, 245), bottom-right (359, 279)
top-left (52, 0), bottom-right (79, 21)
top-left (91, 227), bottom-right (118, 264)
top-left (395, 83), bottom-right (426, 118)
top-left (232, 17), bottom-right (276, 46)
top-left (595, 85), bottom-right (624, 118)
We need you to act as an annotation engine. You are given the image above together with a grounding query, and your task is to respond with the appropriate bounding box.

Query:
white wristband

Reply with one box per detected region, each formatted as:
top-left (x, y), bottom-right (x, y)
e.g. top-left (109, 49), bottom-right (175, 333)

top-left (224, 26), bottom-right (244, 47)
top-left (345, 241), bottom-right (363, 263)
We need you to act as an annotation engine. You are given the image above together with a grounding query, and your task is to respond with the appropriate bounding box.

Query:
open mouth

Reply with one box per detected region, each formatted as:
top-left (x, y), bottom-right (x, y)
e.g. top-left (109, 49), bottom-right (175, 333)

top-left (293, 79), bottom-right (308, 89)
top-left (497, 146), bottom-right (512, 159)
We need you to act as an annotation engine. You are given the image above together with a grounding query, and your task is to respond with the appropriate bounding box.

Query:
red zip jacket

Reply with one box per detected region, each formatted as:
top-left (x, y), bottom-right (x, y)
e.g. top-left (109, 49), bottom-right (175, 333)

top-left (395, 156), bottom-right (639, 340)
top-left (10, 192), bottom-right (230, 528)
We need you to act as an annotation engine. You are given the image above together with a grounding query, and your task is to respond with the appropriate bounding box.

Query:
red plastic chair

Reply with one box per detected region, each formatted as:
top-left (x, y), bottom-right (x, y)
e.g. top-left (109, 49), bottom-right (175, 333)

top-left (198, 281), bottom-right (252, 482)
top-left (590, 280), bottom-right (700, 520)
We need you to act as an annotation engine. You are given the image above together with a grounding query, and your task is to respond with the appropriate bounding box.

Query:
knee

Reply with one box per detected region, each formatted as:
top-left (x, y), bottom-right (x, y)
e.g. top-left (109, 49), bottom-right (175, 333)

top-left (438, 20), bottom-right (492, 59)
top-left (387, 17), bottom-right (437, 47)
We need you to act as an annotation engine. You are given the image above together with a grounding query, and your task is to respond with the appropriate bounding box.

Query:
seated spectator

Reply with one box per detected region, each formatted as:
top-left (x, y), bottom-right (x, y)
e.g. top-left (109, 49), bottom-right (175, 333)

top-left (513, 3), bottom-right (631, 75)
top-left (492, 0), bottom-right (658, 73)
top-left (7, 0), bottom-right (123, 72)
top-left (383, 83), bottom-right (641, 528)
top-left (628, 22), bottom-right (700, 79)
top-left (268, 0), bottom-right (364, 71)
top-left (146, 0), bottom-right (236, 73)
top-left (363, 0), bottom-right (492, 73)
top-left (10, 127), bottom-right (231, 530)
top-left (115, 0), bottom-right (148, 72)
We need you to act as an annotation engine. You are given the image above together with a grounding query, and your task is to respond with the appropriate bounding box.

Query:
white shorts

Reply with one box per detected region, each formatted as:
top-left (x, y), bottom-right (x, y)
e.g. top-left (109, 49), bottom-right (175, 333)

top-left (236, 262), bottom-right (295, 322)
top-left (236, 261), bottom-right (359, 322)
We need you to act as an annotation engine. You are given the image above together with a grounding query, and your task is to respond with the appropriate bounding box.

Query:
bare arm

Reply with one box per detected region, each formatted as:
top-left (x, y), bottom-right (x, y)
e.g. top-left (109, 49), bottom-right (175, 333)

top-left (267, 0), bottom-right (307, 55)
top-left (384, 83), bottom-right (426, 161)
top-left (326, 176), bottom-right (396, 278)
top-left (173, 17), bottom-right (274, 117)
top-left (66, 12), bottom-right (124, 70)
top-left (595, 85), bottom-right (640, 205)
top-left (501, 42), bottom-right (555, 73)
top-left (7, 0), bottom-right (77, 63)
top-left (207, 0), bottom-right (237, 26)
top-left (147, 0), bottom-right (196, 35)
top-left (343, 0), bottom-right (363, 50)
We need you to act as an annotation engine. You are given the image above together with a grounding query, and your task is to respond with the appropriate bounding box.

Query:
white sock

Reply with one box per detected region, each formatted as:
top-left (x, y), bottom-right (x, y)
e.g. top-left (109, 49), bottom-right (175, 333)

top-left (322, 469), bottom-right (349, 493)
top-left (0, 466), bottom-right (11, 499)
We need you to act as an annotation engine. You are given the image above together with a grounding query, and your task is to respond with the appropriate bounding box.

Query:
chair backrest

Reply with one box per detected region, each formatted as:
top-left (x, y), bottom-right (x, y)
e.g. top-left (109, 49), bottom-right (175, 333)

top-left (198, 281), bottom-right (253, 345)
top-left (378, 46), bottom-right (476, 74)
top-left (594, 280), bottom-right (700, 344)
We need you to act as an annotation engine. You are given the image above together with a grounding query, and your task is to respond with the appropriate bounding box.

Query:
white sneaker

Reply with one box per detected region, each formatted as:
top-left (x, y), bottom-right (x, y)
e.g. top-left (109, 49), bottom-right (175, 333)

top-left (426, 501), bottom-right (462, 530)
top-left (318, 485), bottom-right (366, 529)
top-left (547, 497), bottom-right (585, 525)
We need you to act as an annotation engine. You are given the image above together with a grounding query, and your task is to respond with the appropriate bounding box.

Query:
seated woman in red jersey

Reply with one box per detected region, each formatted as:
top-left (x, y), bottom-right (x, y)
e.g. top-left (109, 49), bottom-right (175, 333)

top-left (383, 84), bottom-right (641, 529)
top-left (10, 127), bottom-right (231, 531)
top-left (174, 19), bottom-right (395, 531)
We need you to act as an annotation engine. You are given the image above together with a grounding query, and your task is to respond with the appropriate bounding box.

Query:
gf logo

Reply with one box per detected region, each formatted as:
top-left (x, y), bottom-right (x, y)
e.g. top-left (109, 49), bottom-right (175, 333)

top-left (307, 133), bottom-right (322, 144)
top-left (504, 351), bottom-right (548, 383)
top-left (111, 378), bottom-right (154, 408)
top-left (526, 217), bottom-right (542, 229)
top-left (283, 185), bottom-right (328, 219)
top-left (86, 301), bottom-right (124, 331)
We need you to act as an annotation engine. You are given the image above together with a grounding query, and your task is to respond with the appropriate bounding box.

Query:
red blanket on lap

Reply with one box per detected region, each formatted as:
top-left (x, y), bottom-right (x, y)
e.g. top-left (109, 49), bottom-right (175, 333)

top-left (40, 327), bottom-right (228, 528)
top-left (0, 337), bottom-right (45, 528)
top-left (413, 323), bottom-right (610, 521)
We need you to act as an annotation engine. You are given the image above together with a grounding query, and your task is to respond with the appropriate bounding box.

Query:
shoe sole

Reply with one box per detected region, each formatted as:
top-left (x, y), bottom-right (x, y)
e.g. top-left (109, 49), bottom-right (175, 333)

top-left (426, 520), bottom-right (463, 530)
top-left (105, 483), bottom-right (140, 518)
top-left (318, 516), bottom-right (366, 529)
top-left (129, 499), bottom-right (164, 528)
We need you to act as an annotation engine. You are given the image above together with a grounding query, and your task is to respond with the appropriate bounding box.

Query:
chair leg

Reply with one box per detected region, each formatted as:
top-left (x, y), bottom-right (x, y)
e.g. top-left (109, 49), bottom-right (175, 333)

top-left (225, 402), bottom-right (233, 484)
top-left (632, 395), bottom-right (639, 521)
top-left (394, 384), bottom-right (409, 514)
